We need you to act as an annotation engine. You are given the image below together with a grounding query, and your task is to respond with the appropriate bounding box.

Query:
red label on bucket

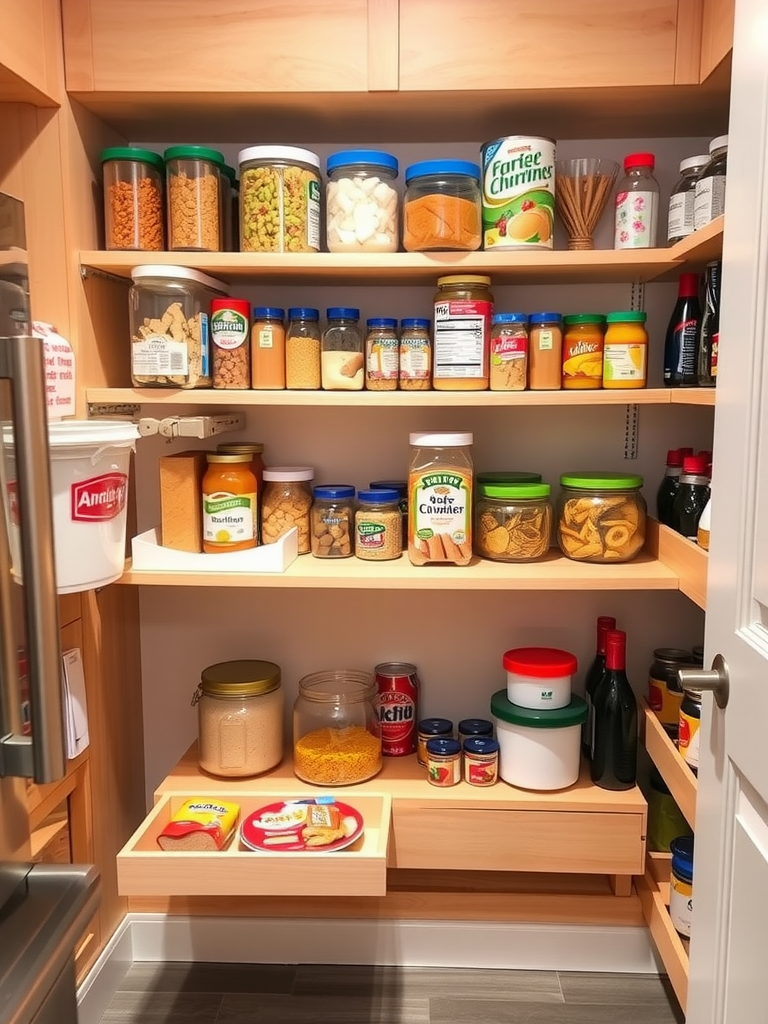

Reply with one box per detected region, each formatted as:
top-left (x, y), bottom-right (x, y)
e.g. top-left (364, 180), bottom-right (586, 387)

top-left (70, 473), bottom-right (128, 522)
top-left (7, 481), bottom-right (19, 526)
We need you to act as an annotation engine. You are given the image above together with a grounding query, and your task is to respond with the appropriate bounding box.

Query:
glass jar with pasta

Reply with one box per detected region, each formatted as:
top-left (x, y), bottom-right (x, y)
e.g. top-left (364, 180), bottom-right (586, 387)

top-left (557, 472), bottom-right (646, 563)
top-left (475, 482), bottom-right (552, 562)
top-left (238, 145), bottom-right (321, 253)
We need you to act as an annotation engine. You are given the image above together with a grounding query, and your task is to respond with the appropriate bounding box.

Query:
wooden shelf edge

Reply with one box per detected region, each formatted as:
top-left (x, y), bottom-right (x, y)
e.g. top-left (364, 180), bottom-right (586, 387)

top-left (637, 857), bottom-right (689, 1014)
top-left (642, 704), bottom-right (697, 829)
top-left (668, 215), bottom-right (725, 264)
top-left (646, 518), bottom-right (708, 610)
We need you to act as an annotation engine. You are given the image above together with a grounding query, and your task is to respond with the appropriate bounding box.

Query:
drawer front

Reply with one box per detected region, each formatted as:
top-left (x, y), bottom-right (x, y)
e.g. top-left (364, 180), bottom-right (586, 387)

top-left (393, 807), bottom-right (645, 874)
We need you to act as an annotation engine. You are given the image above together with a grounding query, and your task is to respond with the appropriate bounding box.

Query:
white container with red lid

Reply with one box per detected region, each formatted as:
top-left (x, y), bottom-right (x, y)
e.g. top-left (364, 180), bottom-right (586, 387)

top-left (503, 647), bottom-right (577, 709)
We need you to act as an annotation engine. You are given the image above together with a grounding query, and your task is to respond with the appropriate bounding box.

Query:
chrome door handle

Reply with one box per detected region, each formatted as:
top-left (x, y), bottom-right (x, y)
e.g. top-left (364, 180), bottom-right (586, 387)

top-left (678, 653), bottom-right (730, 709)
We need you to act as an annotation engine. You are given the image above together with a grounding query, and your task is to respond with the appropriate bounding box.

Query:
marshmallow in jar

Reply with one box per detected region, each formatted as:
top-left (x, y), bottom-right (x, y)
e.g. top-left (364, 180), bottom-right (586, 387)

top-left (326, 150), bottom-right (399, 253)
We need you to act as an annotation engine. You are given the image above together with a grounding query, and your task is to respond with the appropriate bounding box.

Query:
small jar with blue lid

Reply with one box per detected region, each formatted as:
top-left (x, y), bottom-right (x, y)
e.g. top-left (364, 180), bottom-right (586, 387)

top-left (326, 150), bottom-right (399, 252)
top-left (490, 312), bottom-right (529, 391)
top-left (463, 736), bottom-right (499, 786)
top-left (365, 317), bottom-right (399, 391)
top-left (417, 717), bottom-right (453, 766)
top-left (425, 737), bottom-right (462, 787)
top-left (310, 485), bottom-right (356, 558)
top-left (322, 308), bottom-right (364, 391)
top-left (403, 160), bottom-right (482, 252)
top-left (457, 718), bottom-right (494, 743)
top-left (669, 835), bottom-right (694, 938)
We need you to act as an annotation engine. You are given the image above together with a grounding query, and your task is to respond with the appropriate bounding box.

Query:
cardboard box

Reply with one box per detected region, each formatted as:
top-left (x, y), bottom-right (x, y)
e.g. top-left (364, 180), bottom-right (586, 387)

top-left (159, 450), bottom-right (208, 552)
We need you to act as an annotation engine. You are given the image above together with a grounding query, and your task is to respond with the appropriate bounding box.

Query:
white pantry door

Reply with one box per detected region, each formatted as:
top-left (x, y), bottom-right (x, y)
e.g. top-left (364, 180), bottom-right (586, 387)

top-left (686, 1), bottom-right (768, 1021)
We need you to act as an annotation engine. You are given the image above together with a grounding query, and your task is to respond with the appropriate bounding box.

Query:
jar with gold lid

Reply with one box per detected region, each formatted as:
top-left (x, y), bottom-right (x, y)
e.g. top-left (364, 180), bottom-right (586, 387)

top-left (193, 659), bottom-right (284, 777)
top-left (433, 275), bottom-right (493, 391)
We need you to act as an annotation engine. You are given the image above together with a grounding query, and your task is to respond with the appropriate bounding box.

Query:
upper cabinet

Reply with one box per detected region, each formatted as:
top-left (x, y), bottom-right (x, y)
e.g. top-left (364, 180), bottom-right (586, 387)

top-left (700, 0), bottom-right (736, 79)
top-left (0, 0), bottom-right (62, 104)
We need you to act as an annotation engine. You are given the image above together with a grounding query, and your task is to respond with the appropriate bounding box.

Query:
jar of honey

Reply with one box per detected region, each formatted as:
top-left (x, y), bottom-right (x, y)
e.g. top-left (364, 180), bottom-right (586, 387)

top-left (202, 453), bottom-right (258, 553)
top-left (562, 314), bottom-right (605, 389)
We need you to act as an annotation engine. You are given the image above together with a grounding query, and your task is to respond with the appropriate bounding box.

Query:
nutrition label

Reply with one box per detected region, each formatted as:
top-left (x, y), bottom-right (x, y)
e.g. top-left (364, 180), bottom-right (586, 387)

top-left (434, 299), bottom-right (491, 378)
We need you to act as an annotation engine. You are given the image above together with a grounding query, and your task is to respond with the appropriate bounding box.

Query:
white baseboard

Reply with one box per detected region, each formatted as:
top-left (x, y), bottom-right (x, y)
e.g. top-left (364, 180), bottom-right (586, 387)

top-left (77, 914), bottom-right (662, 1021)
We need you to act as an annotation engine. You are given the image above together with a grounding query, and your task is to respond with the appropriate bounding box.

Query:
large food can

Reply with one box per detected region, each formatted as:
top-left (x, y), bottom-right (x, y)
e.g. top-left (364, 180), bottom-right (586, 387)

top-left (481, 136), bottom-right (556, 251)
top-left (375, 662), bottom-right (419, 756)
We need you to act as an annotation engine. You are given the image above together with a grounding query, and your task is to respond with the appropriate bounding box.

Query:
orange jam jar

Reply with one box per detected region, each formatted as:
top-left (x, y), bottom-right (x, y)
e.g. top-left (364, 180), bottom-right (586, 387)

top-left (562, 314), bottom-right (605, 389)
top-left (202, 453), bottom-right (258, 553)
top-left (603, 311), bottom-right (648, 389)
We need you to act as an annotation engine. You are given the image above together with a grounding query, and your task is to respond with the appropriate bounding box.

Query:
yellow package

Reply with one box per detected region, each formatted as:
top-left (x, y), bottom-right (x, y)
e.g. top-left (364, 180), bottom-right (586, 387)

top-left (157, 798), bottom-right (240, 851)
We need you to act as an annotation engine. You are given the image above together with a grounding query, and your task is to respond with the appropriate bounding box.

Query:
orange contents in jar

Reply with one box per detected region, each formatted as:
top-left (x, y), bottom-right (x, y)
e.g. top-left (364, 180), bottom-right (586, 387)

top-left (202, 453), bottom-right (258, 553)
top-left (528, 313), bottom-right (563, 390)
top-left (603, 311), bottom-right (648, 389)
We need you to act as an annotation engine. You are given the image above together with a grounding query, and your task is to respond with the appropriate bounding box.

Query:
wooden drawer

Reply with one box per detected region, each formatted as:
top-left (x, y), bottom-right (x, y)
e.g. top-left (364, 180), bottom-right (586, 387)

top-left (393, 805), bottom-right (646, 874)
top-left (117, 791), bottom-right (391, 898)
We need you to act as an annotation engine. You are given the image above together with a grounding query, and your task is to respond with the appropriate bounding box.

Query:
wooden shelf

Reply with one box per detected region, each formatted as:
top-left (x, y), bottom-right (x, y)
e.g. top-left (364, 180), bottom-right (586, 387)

top-left (669, 215), bottom-right (725, 266)
top-left (642, 705), bottom-right (697, 829)
top-left (646, 519), bottom-right (709, 610)
top-left (637, 852), bottom-right (688, 1013)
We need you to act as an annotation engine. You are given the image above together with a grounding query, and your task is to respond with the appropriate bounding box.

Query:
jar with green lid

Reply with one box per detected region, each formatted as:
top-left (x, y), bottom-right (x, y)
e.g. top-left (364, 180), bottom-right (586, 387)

top-left (603, 311), bottom-right (648, 389)
top-left (193, 659), bottom-right (284, 778)
top-left (101, 147), bottom-right (165, 251)
top-left (476, 471), bottom-right (542, 486)
top-left (557, 472), bottom-right (646, 563)
top-left (562, 314), bottom-right (606, 389)
top-left (164, 145), bottom-right (225, 252)
top-left (475, 482), bottom-right (552, 562)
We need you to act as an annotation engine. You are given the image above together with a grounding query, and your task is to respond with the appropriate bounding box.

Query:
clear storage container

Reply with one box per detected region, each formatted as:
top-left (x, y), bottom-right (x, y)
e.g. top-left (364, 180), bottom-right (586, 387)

top-left (408, 431), bottom-right (473, 565)
top-left (326, 149), bottom-right (399, 252)
top-left (261, 466), bottom-right (314, 554)
top-left (164, 145), bottom-right (225, 252)
top-left (286, 307), bottom-right (321, 390)
top-left (293, 669), bottom-right (382, 785)
top-left (101, 147), bottom-right (165, 251)
top-left (557, 472), bottom-right (646, 563)
top-left (321, 307), bottom-right (364, 390)
top-left (365, 317), bottom-right (399, 391)
top-left (239, 145), bottom-right (321, 253)
top-left (129, 265), bottom-right (228, 388)
top-left (474, 482), bottom-right (552, 562)
top-left (310, 485), bottom-right (355, 558)
top-left (403, 160), bottom-right (482, 252)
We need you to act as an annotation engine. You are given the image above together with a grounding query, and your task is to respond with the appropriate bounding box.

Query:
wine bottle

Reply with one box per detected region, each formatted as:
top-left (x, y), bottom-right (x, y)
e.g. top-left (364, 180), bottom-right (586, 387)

top-left (697, 260), bottom-right (721, 387)
top-left (582, 615), bottom-right (616, 759)
top-left (663, 273), bottom-right (701, 386)
top-left (590, 629), bottom-right (638, 790)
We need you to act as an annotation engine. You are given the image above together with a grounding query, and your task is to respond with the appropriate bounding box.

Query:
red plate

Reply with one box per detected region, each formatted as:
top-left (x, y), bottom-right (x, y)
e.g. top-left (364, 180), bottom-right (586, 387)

top-left (240, 798), bottom-right (364, 854)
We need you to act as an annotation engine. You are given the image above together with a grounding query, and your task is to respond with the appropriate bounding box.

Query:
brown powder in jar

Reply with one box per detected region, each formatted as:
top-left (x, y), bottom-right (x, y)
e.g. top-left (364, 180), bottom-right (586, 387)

top-left (108, 178), bottom-right (164, 250)
top-left (403, 194), bottom-right (481, 251)
top-left (169, 172), bottom-right (220, 250)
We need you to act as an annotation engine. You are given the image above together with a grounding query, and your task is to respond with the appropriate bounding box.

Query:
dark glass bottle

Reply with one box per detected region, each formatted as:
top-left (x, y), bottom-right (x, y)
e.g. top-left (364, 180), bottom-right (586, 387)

top-left (671, 454), bottom-right (711, 540)
top-left (582, 615), bottom-right (617, 759)
top-left (591, 629), bottom-right (638, 791)
top-left (697, 260), bottom-right (721, 387)
top-left (656, 448), bottom-right (683, 526)
top-left (663, 272), bottom-right (701, 387)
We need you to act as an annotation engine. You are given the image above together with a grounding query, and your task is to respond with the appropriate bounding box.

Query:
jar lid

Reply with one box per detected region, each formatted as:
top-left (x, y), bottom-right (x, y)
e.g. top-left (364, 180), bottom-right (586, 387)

top-left (476, 471), bottom-right (542, 485)
top-left (502, 647), bottom-right (577, 678)
top-left (463, 736), bottom-right (500, 755)
top-left (409, 431), bottom-right (473, 447)
top-left (100, 146), bottom-right (164, 170)
top-left (606, 311), bottom-right (647, 323)
top-left (623, 152), bottom-right (655, 170)
top-left (130, 264), bottom-right (229, 295)
top-left (206, 453), bottom-right (252, 464)
top-left (222, 164), bottom-right (237, 182)
top-left (369, 479), bottom-right (407, 494)
top-left (164, 145), bottom-right (226, 165)
top-left (238, 145), bottom-right (321, 170)
top-left (327, 307), bottom-right (360, 320)
top-left (425, 737), bottom-right (462, 757)
top-left (436, 275), bottom-right (491, 288)
top-left (418, 717), bottom-right (453, 735)
top-left (529, 312), bottom-right (562, 324)
top-left (253, 306), bottom-right (285, 319)
top-left (357, 488), bottom-right (400, 503)
top-left (559, 471), bottom-right (644, 489)
top-left (366, 318), bottom-right (397, 329)
top-left (709, 134), bottom-right (728, 153)
top-left (679, 154), bottom-right (710, 173)
top-left (479, 482), bottom-right (551, 499)
top-left (326, 149), bottom-right (398, 175)
top-left (490, 689), bottom-right (587, 728)
top-left (288, 307), bottom-right (319, 320)
top-left (200, 659), bottom-right (281, 697)
top-left (400, 318), bottom-right (430, 330)
top-left (217, 442), bottom-right (265, 455)
top-left (563, 314), bottom-right (607, 326)
top-left (263, 466), bottom-right (314, 482)
top-left (405, 159), bottom-right (481, 183)
top-left (670, 835), bottom-right (694, 881)
top-left (492, 313), bottom-right (528, 325)
top-left (652, 647), bottom-right (693, 664)
top-left (313, 484), bottom-right (355, 500)
top-left (458, 718), bottom-right (494, 736)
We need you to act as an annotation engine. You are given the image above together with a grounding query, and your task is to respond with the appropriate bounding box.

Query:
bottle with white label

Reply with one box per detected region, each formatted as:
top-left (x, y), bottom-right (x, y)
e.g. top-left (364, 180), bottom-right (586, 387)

top-left (667, 155), bottom-right (709, 245)
top-left (694, 136), bottom-right (728, 231)
top-left (614, 153), bottom-right (659, 249)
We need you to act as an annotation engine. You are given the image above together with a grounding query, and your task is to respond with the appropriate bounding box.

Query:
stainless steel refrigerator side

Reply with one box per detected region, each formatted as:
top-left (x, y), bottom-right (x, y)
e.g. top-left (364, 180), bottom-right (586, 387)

top-left (0, 334), bottom-right (64, 785)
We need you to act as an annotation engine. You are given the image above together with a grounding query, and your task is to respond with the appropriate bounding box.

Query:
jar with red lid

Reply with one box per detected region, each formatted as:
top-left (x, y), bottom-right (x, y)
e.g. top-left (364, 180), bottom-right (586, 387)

top-left (211, 298), bottom-right (251, 389)
top-left (503, 647), bottom-right (577, 709)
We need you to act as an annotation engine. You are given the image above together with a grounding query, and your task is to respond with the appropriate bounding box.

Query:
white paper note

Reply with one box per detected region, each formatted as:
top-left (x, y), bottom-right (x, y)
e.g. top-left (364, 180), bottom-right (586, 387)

top-left (61, 647), bottom-right (89, 759)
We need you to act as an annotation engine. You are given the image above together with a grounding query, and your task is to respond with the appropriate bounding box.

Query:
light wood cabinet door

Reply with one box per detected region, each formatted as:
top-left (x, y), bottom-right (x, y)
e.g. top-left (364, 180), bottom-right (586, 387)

top-left (0, 0), bottom-right (61, 103)
top-left (700, 0), bottom-right (735, 79)
top-left (399, 0), bottom-right (697, 90)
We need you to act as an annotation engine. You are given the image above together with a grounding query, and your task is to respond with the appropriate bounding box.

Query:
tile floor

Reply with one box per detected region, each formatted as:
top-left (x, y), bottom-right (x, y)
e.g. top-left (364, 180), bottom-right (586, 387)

top-left (99, 963), bottom-right (685, 1023)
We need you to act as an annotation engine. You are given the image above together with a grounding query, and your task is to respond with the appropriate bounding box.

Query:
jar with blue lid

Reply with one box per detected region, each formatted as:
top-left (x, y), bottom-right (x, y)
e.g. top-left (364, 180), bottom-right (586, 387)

top-left (310, 484), bottom-right (356, 558)
top-left (669, 835), bottom-right (694, 938)
top-left (425, 737), bottom-right (462, 787)
top-left (326, 150), bottom-right (399, 252)
top-left (463, 736), bottom-right (499, 786)
top-left (403, 160), bottom-right (482, 252)
top-left (321, 308), bottom-right (364, 391)
top-left (417, 717), bottom-right (453, 766)
top-left (365, 317), bottom-right (399, 391)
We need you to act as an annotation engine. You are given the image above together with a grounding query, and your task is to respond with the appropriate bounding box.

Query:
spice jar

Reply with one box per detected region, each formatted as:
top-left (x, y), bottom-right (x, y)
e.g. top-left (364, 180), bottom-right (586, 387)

top-left (463, 737), bottom-right (499, 787)
top-left (211, 298), bottom-right (251, 389)
top-left (528, 313), bottom-right (563, 390)
top-left (321, 307), bottom-right (364, 390)
top-left (164, 145), bottom-right (224, 252)
top-left (678, 687), bottom-right (702, 774)
top-left (399, 318), bottom-right (432, 391)
top-left (557, 472), bottom-right (646, 563)
top-left (694, 135), bottom-right (728, 231)
top-left (417, 718), bottom-right (454, 767)
top-left (365, 318), bottom-right (399, 391)
top-left (261, 466), bottom-right (314, 553)
top-left (426, 737), bottom-right (462, 787)
top-left (669, 836), bottom-right (694, 939)
top-left (433, 276), bottom-right (493, 391)
top-left (404, 160), bottom-right (482, 251)
top-left (355, 488), bottom-right (402, 561)
top-left (293, 669), bottom-right (382, 785)
top-left (603, 311), bottom-right (648, 389)
top-left (202, 454), bottom-right (258, 553)
top-left (490, 313), bottom-right (528, 391)
top-left (194, 659), bottom-right (284, 778)
top-left (286, 307), bottom-right (321, 390)
top-left (409, 431), bottom-right (474, 565)
top-left (129, 265), bottom-right (227, 388)
top-left (667, 155), bottom-right (709, 244)
top-left (326, 149), bottom-right (399, 252)
top-left (562, 314), bottom-right (605, 389)
top-left (474, 481), bottom-right (552, 562)
top-left (101, 147), bottom-right (165, 251)
top-left (238, 145), bottom-right (321, 253)
top-left (647, 647), bottom-right (691, 740)
top-left (251, 306), bottom-right (286, 389)
top-left (310, 485), bottom-right (355, 558)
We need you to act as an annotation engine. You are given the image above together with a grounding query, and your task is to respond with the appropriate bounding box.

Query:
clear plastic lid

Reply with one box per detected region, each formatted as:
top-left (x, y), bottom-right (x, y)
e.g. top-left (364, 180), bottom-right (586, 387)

top-left (130, 265), bottom-right (229, 294)
top-left (262, 466), bottom-right (315, 482)
top-left (409, 432), bottom-right (473, 447)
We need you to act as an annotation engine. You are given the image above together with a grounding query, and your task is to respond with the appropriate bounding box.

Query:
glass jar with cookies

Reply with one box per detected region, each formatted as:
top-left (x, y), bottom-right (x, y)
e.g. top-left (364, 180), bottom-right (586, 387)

top-left (556, 472), bottom-right (646, 563)
top-left (475, 482), bottom-right (552, 562)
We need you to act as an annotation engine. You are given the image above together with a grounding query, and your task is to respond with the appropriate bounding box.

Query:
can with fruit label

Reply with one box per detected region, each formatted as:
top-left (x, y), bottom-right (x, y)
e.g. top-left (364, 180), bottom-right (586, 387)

top-left (481, 136), bottom-right (556, 251)
top-left (375, 662), bottom-right (419, 756)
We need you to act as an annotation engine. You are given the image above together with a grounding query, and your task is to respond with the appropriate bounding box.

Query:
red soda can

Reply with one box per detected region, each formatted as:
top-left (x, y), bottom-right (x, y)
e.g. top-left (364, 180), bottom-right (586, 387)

top-left (375, 662), bottom-right (419, 756)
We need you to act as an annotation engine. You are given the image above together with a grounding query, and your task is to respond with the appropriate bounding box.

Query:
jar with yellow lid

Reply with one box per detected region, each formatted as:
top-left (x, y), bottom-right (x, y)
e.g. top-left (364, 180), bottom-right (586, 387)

top-left (603, 311), bottom-right (648, 389)
top-left (194, 659), bottom-right (284, 777)
top-left (202, 453), bottom-right (258, 553)
top-left (433, 275), bottom-right (494, 390)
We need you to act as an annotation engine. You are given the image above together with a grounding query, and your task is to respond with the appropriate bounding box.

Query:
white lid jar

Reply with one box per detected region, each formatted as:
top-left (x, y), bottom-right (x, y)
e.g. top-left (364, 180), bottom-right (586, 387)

top-left (408, 432), bottom-right (473, 566)
top-left (326, 150), bottom-right (399, 253)
top-left (238, 145), bottom-right (321, 253)
top-left (693, 134), bottom-right (728, 231)
top-left (261, 466), bottom-right (315, 553)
